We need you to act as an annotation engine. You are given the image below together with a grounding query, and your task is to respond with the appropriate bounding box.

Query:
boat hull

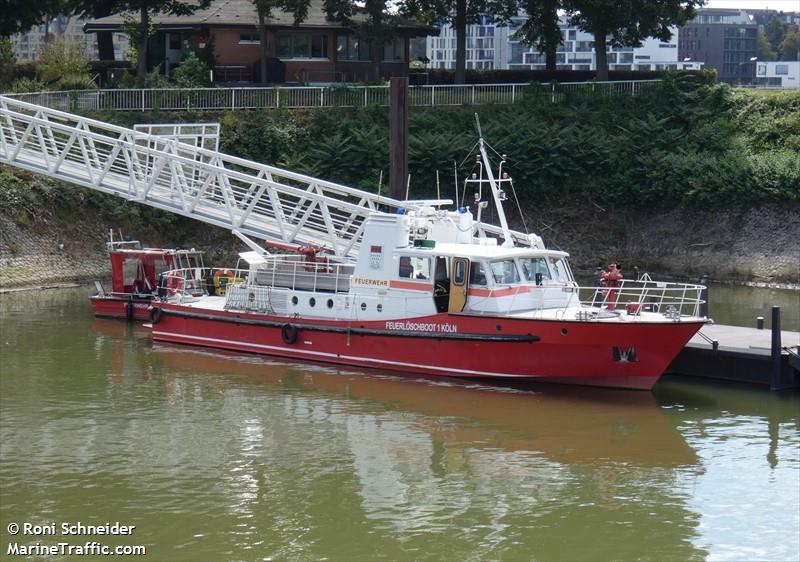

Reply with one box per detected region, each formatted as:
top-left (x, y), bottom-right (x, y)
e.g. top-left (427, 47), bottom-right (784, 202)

top-left (90, 296), bottom-right (153, 321)
top-left (149, 303), bottom-right (703, 390)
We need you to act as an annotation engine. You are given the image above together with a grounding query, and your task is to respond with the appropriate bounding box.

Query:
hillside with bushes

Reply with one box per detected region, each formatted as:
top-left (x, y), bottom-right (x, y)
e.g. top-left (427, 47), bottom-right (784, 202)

top-left (1, 76), bottom-right (798, 285)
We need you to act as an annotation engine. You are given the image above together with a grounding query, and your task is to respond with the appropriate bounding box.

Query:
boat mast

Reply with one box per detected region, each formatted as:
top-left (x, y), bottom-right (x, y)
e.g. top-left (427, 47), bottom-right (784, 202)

top-left (474, 114), bottom-right (514, 248)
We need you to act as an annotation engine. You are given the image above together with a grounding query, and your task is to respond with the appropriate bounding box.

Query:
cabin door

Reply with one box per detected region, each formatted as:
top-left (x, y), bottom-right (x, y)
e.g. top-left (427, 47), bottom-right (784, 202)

top-left (448, 258), bottom-right (469, 313)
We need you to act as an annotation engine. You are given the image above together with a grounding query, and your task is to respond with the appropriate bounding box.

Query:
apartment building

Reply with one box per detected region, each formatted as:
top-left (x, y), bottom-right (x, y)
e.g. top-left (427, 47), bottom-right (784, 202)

top-left (678, 8), bottom-right (758, 84)
top-left (425, 15), bottom-right (701, 73)
top-left (12, 15), bottom-right (129, 62)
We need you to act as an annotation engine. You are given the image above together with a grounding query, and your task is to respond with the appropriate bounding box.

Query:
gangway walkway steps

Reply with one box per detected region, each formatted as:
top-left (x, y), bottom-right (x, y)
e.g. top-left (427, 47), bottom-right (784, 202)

top-left (0, 95), bottom-right (538, 257)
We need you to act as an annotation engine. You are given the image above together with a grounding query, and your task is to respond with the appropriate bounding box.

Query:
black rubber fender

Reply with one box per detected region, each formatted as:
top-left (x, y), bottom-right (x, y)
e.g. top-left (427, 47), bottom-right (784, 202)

top-left (148, 306), bottom-right (163, 324)
top-left (281, 323), bottom-right (299, 345)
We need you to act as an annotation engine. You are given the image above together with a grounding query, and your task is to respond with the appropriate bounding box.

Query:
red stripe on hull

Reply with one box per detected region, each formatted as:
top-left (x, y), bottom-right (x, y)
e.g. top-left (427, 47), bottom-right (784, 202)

top-left (90, 296), bottom-right (152, 321)
top-left (150, 305), bottom-right (703, 390)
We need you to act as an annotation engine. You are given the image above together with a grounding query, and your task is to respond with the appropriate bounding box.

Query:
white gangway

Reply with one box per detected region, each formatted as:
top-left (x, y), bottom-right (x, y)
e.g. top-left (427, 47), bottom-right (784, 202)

top-left (0, 95), bottom-right (537, 256)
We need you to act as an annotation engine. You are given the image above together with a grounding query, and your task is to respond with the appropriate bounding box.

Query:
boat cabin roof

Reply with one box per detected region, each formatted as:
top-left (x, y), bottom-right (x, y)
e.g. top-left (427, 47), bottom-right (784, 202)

top-left (398, 242), bottom-right (569, 260)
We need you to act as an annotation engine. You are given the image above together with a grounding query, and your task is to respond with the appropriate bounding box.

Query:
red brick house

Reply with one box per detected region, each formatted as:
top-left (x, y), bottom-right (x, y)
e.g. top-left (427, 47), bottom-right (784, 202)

top-left (84, 0), bottom-right (436, 83)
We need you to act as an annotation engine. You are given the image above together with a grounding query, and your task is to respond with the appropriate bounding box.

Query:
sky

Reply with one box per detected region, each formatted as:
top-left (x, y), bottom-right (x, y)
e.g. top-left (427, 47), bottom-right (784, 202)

top-left (703, 0), bottom-right (800, 11)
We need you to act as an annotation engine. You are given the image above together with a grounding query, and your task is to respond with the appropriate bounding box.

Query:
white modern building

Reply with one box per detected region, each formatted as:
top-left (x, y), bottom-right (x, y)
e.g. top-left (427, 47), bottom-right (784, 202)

top-left (426, 17), bottom-right (506, 70)
top-left (425, 15), bottom-right (705, 72)
top-left (755, 61), bottom-right (799, 88)
top-left (12, 15), bottom-right (129, 62)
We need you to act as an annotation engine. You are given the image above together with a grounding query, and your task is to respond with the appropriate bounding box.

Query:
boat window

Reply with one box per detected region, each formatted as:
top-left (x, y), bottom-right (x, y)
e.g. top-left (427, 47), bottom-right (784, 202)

top-left (453, 260), bottom-right (466, 284)
top-left (519, 257), bottom-right (551, 283)
top-left (469, 261), bottom-right (489, 286)
top-left (153, 259), bottom-right (170, 277)
top-left (549, 257), bottom-right (573, 283)
top-left (123, 258), bottom-right (141, 286)
top-left (398, 256), bottom-right (431, 280)
top-left (489, 259), bottom-right (520, 285)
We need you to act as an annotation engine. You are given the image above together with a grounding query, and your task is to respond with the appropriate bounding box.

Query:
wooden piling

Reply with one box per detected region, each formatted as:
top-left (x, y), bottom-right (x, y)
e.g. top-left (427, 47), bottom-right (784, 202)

top-left (389, 77), bottom-right (409, 201)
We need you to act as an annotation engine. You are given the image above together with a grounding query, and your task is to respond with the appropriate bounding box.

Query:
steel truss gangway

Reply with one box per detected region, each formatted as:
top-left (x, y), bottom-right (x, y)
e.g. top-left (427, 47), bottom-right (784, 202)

top-left (0, 95), bottom-right (538, 257)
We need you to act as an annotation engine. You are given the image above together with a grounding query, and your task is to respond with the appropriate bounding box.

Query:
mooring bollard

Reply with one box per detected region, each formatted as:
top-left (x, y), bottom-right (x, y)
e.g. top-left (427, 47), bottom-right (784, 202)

top-left (699, 274), bottom-right (709, 318)
top-left (770, 306), bottom-right (782, 391)
top-left (757, 316), bottom-right (764, 330)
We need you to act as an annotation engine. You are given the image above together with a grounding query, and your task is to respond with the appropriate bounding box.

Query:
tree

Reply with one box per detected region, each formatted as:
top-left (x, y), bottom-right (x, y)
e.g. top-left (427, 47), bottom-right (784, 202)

top-left (403, 0), bottom-right (517, 84)
top-left (562, 0), bottom-right (703, 82)
top-left (0, 0), bottom-right (63, 37)
top-left (757, 29), bottom-right (776, 62)
top-left (65, 0), bottom-right (121, 60)
top-left (516, 0), bottom-right (561, 70)
top-left (0, 37), bottom-right (15, 88)
top-left (115, 0), bottom-right (211, 86)
top-left (764, 13), bottom-right (786, 53)
top-left (778, 26), bottom-right (800, 61)
top-left (252, 0), bottom-right (310, 84)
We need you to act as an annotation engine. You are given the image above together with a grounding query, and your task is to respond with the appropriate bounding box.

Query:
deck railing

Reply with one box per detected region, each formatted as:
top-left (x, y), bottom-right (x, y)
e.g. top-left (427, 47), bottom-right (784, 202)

top-left (575, 279), bottom-right (706, 319)
top-left (4, 80), bottom-right (662, 112)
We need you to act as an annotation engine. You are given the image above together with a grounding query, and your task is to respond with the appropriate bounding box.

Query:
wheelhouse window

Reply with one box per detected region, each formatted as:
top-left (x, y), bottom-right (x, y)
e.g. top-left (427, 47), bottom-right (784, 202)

top-left (548, 257), bottom-right (573, 283)
top-left (489, 260), bottom-right (520, 285)
top-left (153, 258), bottom-right (170, 277)
top-left (519, 257), bottom-right (551, 283)
top-left (277, 33), bottom-right (328, 59)
top-left (337, 33), bottom-right (371, 61)
top-left (123, 259), bottom-right (141, 286)
top-left (469, 261), bottom-right (489, 286)
top-left (398, 256), bottom-right (431, 280)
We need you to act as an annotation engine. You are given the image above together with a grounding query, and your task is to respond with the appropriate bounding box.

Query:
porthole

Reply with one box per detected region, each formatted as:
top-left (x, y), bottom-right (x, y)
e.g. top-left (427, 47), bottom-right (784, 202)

top-left (360, 302), bottom-right (367, 311)
top-left (327, 299), bottom-right (334, 309)
top-left (377, 304), bottom-right (383, 312)
top-left (309, 297), bottom-right (316, 307)
top-left (291, 296), bottom-right (298, 306)
top-left (561, 328), bottom-right (568, 336)
top-left (496, 324), bottom-right (502, 331)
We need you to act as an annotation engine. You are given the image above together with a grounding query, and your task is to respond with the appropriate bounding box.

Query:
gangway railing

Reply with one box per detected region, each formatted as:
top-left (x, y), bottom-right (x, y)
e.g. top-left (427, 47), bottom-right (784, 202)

top-left (0, 95), bottom-right (538, 257)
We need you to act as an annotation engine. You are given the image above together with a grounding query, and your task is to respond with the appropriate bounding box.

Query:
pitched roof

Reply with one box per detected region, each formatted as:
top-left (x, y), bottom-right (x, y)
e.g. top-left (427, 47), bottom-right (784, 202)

top-left (84, 0), bottom-right (436, 35)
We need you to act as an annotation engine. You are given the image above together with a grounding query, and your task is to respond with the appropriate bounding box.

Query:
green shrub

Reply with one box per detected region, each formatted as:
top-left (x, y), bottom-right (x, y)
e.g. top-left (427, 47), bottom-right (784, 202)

top-left (173, 56), bottom-right (210, 88)
top-left (8, 77), bottom-right (46, 93)
top-left (38, 37), bottom-right (94, 90)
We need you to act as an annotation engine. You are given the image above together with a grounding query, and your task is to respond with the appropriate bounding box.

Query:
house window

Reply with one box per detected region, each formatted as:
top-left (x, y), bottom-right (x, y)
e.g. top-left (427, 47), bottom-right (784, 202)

top-left (239, 32), bottom-right (260, 45)
top-left (169, 33), bottom-right (181, 49)
top-left (337, 33), bottom-right (371, 61)
top-left (381, 38), bottom-right (405, 62)
top-left (775, 64), bottom-right (789, 75)
top-left (277, 33), bottom-right (328, 59)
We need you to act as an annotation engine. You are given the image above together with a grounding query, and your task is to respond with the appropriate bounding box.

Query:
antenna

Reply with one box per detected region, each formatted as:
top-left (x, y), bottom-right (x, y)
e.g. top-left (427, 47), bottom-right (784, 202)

top-left (453, 161), bottom-right (459, 208)
top-left (477, 133), bottom-right (514, 248)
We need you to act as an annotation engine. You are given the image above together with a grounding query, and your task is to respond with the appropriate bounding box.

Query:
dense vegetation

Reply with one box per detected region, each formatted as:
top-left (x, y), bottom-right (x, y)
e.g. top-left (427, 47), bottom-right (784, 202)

top-left (79, 76), bottom-right (799, 210)
top-left (2, 77), bottom-right (797, 229)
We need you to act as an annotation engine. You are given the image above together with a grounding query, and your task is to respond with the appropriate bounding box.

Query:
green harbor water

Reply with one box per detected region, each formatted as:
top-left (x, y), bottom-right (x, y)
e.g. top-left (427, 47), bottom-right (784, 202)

top-left (1, 286), bottom-right (798, 561)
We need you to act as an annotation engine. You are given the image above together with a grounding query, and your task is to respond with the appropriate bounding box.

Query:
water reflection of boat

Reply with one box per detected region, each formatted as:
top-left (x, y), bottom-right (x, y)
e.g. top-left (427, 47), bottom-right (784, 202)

top-left (152, 344), bottom-right (698, 468)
